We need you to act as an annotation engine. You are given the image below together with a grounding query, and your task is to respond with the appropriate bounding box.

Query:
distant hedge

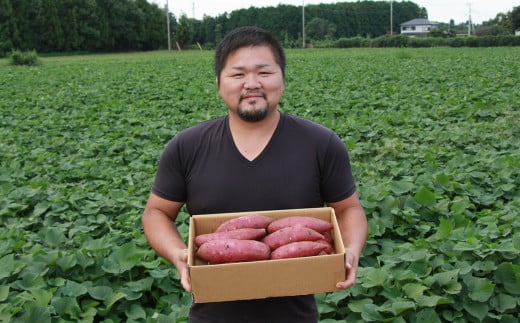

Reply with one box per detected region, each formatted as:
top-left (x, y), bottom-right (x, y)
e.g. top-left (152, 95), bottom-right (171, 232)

top-left (335, 35), bottom-right (520, 48)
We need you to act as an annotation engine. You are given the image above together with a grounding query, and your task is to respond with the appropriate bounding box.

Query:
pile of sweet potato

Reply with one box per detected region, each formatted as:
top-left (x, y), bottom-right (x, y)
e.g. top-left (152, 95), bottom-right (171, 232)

top-left (195, 214), bottom-right (335, 264)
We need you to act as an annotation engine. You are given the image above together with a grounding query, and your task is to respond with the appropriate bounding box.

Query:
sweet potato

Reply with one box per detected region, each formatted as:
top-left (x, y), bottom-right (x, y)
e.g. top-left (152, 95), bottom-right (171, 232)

top-left (215, 214), bottom-right (274, 232)
top-left (195, 228), bottom-right (267, 247)
top-left (267, 216), bottom-right (333, 234)
top-left (262, 226), bottom-right (324, 250)
top-left (315, 239), bottom-right (334, 254)
top-left (196, 239), bottom-right (271, 264)
top-left (322, 231), bottom-right (333, 244)
top-left (270, 241), bottom-right (327, 260)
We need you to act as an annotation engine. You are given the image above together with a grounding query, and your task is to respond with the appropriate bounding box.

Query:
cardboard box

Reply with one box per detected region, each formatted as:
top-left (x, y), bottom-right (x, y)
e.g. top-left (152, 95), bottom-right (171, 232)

top-left (188, 207), bottom-right (346, 303)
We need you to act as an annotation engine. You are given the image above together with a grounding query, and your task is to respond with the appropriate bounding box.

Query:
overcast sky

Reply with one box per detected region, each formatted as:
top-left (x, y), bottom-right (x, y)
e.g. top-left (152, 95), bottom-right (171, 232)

top-left (153, 0), bottom-right (519, 24)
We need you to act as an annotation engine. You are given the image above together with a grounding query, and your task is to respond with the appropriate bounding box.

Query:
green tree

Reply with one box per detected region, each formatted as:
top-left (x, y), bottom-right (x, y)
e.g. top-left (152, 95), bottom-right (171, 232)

top-left (306, 18), bottom-right (336, 40)
top-left (479, 11), bottom-right (513, 36)
top-left (0, 0), bottom-right (18, 55)
top-left (214, 23), bottom-right (223, 46)
top-left (35, 0), bottom-right (64, 52)
top-left (59, 0), bottom-right (81, 51)
top-left (134, 0), bottom-right (163, 50)
top-left (175, 14), bottom-right (194, 48)
top-left (511, 6), bottom-right (520, 31)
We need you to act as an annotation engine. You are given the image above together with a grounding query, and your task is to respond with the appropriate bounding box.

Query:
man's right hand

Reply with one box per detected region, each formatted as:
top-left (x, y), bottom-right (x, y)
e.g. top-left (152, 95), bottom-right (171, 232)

top-left (174, 248), bottom-right (191, 292)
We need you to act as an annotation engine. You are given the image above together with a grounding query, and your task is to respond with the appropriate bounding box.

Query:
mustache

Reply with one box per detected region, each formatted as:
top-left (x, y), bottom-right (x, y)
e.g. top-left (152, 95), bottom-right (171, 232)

top-left (240, 90), bottom-right (266, 101)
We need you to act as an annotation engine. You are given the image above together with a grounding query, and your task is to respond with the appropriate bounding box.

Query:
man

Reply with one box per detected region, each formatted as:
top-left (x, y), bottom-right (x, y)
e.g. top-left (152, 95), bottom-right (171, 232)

top-left (142, 26), bottom-right (367, 322)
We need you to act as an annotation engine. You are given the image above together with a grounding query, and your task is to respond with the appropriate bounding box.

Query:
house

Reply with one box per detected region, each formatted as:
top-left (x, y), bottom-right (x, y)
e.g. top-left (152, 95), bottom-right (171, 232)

top-left (516, 28), bottom-right (520, 36)
top-left (400, 18), bottom-right (439, 37)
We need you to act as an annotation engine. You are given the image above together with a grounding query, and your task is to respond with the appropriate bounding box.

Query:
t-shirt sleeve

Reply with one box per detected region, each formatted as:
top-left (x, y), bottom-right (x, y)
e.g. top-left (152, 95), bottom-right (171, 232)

top-left (320, 132), bottom-right (357, 203)
top-left (151, 136), bottom-right (187, 202)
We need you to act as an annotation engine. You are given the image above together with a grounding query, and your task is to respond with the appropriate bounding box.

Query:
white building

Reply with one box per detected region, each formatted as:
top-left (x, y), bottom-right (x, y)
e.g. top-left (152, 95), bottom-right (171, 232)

top-left (401, 18), bottom-right (439, 37)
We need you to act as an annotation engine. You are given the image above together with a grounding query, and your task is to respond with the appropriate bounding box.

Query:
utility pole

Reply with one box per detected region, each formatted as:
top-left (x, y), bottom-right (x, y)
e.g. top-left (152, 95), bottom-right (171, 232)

top-left (302, 0), bottom-right (305, 48)
top-left (390, 0), bottom-right (393, 35)
top-left (166, 1), bottom-right (171, 50)
top-left (467, 2), bottom-right (472, 36)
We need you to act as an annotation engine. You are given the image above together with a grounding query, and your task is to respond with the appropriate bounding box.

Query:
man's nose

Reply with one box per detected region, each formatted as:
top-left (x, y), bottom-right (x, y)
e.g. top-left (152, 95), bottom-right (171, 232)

top-left (244, 74), bottom-right (260, 89)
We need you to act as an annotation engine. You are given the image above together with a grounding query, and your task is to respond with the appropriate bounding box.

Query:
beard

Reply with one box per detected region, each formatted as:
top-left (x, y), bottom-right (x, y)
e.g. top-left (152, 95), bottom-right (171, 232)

top-left (237, 92), bottom-right (269, 122)
top-left (237, 104), bottom-right (269, 122)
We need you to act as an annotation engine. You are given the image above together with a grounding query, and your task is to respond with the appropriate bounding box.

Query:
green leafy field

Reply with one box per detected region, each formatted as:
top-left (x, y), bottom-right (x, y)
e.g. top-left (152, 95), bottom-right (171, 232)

top-left (1, 48), bottom-right (519, 322)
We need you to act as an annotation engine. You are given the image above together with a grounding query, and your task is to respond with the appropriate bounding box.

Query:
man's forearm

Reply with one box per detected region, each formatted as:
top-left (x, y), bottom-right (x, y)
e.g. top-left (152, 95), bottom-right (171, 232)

top-left (337, 206), bottom-right (367, 256)
top-left (142, 209), bottom-right (187, 265)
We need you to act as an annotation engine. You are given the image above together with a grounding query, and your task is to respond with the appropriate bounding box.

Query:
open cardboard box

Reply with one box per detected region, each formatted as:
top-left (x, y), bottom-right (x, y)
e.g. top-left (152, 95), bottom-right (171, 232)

top-left (188, 207), bottom-right (346, 303)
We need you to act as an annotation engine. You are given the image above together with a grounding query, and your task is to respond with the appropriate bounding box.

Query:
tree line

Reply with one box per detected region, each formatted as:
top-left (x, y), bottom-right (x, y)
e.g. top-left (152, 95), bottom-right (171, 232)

top-left (1, 0), bottom-right (519, 56)
top-left (1, 0), bottom-right (425, 54)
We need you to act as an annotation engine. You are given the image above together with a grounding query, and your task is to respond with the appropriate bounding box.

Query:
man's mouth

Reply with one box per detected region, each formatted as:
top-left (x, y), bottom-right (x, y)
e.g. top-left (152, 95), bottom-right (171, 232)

top-left (241, 91), bottom-right (265, 101)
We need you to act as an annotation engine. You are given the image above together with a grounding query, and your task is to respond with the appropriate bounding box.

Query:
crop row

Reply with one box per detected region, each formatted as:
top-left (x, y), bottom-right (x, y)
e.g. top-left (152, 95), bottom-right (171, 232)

top-left (1, 48), bottom-right (519, 322)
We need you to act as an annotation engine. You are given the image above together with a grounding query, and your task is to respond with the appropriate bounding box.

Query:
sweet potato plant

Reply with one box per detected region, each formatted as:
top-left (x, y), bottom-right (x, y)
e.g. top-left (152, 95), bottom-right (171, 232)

top-left (0, 48), bottom-right (519, 322)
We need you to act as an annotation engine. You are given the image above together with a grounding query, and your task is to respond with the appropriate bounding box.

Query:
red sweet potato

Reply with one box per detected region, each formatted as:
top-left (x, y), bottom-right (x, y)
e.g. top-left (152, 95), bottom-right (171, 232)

top-left (195, 228), bottom-right (267, 247)
top-left (215, 214), bottom-right (274, 233)
top-left (267, 216), bottom-right (333, 234)
top-left (322, 231), bottom-right (333, 244)
top-left (262, 226), bottom-right (324, 250)
top-left (315, 239), bottom-right (334, 254)
top-left (270, 241), bottom-right (327, 260)
top-left (196, 239), bottom-right (271, 264)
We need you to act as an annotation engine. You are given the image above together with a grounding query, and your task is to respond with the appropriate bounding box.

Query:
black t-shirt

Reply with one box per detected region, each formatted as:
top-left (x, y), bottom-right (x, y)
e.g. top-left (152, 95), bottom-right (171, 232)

top-left (152, 112), bottom-right (357, 322)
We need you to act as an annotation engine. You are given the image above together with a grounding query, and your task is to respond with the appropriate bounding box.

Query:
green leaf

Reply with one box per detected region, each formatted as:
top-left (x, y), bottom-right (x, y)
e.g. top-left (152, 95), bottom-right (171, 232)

top-left (398, 249), bottom-right (429, 262)
top-left (463, 296), bottom-right (489, 321)
top-left (463, 275), bottom-right (495, 302)
top-left (443, 280), bottom-right (462, 295)
top-left (102, 241), bottom-right (141, 274)
top-left (494, 262), bottom-right (520, 295)
top-left (125, 277), bottom-right (154, 292)
top-left (33, 202), bottom-right (50, 217)
top-left (414, 295), bottom-right (451, 307)
top-left (433, 269), bottom-right (460, 286)
top-left (379, 298), bottom-right (416, 315)
top-left (453, 238), bottom-right (480, 251)
top-left (0, 254), bottom-right (24, 280)
top-left (389, 180), bottom-right (414, 195)
top-left (432, 218), bottom-right (453, 240)
top-left (414, 187), bottom-right (436, 206)
top-left (39, 227), bottom-right (66, 247)
top-left (402, 283), bottom-right (428, 299)
top-left (105, 291), bottom-right (127, 311)
top-left (0, 286), bottom-right (9, 302)
top-left (88, 286), bottom-right (113, 301)
top-left (435, 173), bottom-right (452, 191)
top-left (56, 254), bottom-right (77, 271)
top-left (30, 289), bottom-right (53, 307)
top-left (450, 196), bottom-right (472, 214)
top-left (51, 296), bottom-right (81, 319)
top-left (84, 236), bottom-right (111, 251)
top-left (360, 304), bottom-right (385, 322)
top-left (322, 288), bottom-right (350, 306)
top-left (22, 307), bottom-right (51, 323)
top-left (18, 272), bottom-right (46, 290)
top-left (360, 267), bottom-right (388, 288)
top-left (61, 280), bottom-right (88, 297)
top-left (491, 293), bottom-right (518, 312)
top-left (126, 304), bottom-right (147, 320)
top-left (413, 308), bottom-right (441, 323)
top-left (347, 298), bottom-right (373, 313)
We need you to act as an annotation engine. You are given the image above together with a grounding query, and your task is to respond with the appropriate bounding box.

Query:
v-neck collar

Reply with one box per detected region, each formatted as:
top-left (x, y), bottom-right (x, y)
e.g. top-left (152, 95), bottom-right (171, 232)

top-left (225, 113), bottom-right (284, 164)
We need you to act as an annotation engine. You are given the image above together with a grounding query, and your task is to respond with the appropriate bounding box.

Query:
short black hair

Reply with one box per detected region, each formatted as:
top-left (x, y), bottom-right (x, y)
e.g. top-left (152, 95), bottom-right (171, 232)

top-left (215, 26), bottom-right (286, 84)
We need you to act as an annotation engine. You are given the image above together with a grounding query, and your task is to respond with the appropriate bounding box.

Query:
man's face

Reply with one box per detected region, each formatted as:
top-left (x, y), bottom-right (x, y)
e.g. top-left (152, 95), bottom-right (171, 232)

top-left (217, 45), bottom-right (285, 122)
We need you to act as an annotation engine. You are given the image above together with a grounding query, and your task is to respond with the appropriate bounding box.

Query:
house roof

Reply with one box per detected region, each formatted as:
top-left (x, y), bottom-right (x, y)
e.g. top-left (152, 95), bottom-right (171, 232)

top-left (401, 18), bottom-right (439, 26)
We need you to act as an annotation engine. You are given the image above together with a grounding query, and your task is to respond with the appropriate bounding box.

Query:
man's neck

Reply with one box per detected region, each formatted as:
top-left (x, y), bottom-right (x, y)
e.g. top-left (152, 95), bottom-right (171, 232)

top-left (228, 110), bottom-right (281, 161)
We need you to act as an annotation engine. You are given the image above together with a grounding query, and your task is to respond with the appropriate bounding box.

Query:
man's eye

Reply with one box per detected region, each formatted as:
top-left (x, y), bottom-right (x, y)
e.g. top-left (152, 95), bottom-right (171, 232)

top-left (232, 74), bottom-right (244, 78)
